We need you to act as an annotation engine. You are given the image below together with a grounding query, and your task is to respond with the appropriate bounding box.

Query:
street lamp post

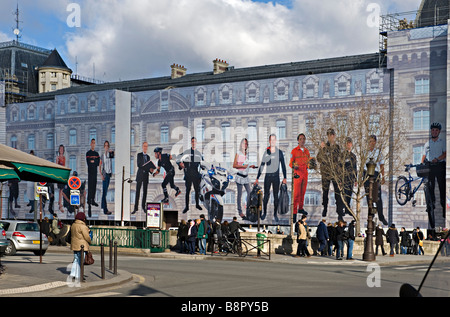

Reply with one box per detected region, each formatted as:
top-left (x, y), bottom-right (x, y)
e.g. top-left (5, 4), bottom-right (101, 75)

top-left (363, 158), bottom-right (377, 262)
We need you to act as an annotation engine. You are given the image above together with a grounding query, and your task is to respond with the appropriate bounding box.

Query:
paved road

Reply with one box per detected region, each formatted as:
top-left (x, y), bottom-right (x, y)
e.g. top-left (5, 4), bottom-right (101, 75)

top-left (42, 254), bottom-right (449, 298)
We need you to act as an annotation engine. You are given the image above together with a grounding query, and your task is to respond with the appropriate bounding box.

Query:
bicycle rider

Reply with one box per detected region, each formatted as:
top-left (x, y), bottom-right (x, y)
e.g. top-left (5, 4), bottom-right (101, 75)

top-left (421, 122), bottom-right (446, 222)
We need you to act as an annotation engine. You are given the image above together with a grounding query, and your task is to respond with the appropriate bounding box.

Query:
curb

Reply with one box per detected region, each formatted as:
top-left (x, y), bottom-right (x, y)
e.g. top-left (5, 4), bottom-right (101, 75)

top-left (0, 269), bottom-right (133, 297)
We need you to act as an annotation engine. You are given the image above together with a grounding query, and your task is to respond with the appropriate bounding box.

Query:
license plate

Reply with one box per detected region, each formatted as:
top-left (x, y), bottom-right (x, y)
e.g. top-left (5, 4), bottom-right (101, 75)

top-left (32, 240), bottom-right (40, 244)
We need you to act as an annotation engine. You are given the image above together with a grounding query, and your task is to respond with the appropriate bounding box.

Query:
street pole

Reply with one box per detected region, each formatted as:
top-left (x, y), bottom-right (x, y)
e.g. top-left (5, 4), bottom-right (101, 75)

top-left (363, 158), bottom-right (376, 262)
top-left (121, 166), bottom-right (125, 226)
top-left (39, 194), bottom-right (42, 264)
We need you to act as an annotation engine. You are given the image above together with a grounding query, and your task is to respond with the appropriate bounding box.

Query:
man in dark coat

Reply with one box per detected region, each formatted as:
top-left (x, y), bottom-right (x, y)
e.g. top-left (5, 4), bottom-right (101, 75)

top-left (375, 224), bottom-right (387, 256)
top-left (316, 219), bottom-right (329, 256)
top-left (133, 142), bottom-right (154, 214)
top-left (386, 224), bottom-right (399, 256)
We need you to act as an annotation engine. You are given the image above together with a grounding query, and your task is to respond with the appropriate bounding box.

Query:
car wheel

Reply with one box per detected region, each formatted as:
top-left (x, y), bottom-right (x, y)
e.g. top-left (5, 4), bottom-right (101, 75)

top-left (5, 241), bottom-right (16, 256)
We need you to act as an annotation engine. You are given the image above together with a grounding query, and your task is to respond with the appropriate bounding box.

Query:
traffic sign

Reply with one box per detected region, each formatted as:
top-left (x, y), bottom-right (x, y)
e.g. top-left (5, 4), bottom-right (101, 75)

top-left (39, 182), bottom-right (47, 186)
top-left (68, 176), bottom-right (81, 190)
top-left (70, 190), bottom-right (80, 206)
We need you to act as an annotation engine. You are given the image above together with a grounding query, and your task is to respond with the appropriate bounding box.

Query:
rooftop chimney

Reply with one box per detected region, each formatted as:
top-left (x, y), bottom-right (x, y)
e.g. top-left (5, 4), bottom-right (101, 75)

top-left (213, 58), bottom-right (229, 75)
top-left (171, 63), bottom-right (187, 79)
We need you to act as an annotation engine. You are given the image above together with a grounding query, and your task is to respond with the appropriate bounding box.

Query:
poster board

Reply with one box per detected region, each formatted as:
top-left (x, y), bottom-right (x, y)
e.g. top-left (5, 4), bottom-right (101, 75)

top-left (146, 202), bottom-right (163, 229)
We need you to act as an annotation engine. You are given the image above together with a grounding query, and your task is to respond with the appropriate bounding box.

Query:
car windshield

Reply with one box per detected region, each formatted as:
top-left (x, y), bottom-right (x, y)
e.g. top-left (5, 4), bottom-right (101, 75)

top-left (16, 223), bottom-right (39, 232)
top-left (0, 222), bottom-right (10, 231)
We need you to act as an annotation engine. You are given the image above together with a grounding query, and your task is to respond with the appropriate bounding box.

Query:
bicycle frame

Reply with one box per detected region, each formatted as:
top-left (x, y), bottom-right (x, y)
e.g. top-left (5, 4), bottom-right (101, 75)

top-left (404, 168), bottom-right (426, 199)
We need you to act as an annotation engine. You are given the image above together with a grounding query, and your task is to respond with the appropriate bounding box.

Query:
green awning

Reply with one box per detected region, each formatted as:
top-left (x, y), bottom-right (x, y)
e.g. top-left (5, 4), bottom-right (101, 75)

top-left (0, 144), bottom-right (71, 184)
top-left (0, 165), bottom-right (20, 181)
top-left (11, 162), bottom-right (70, 183)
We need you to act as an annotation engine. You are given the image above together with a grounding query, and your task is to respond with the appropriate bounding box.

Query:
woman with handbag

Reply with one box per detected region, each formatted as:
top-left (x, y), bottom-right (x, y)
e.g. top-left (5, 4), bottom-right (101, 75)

top-left (69, 212), bottom-right (92, 281)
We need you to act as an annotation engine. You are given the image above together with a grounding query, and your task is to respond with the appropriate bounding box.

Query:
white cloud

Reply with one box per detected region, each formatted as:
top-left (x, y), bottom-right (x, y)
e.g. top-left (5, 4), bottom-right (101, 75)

top-left (64, 0), bottom-right (422, 82)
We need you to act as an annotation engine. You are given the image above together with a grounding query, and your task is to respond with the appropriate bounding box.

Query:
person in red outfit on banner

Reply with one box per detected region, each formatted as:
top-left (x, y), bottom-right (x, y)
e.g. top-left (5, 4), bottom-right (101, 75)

top-left (289, 133), bottom-right (310, 223)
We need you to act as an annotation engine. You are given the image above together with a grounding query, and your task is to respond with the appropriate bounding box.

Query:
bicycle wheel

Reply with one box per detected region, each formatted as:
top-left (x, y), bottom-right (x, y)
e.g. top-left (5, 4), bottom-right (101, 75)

top-left (395, 176), bottom-right (410, 206)
top-left (233, 240), bottom-right (248, 257)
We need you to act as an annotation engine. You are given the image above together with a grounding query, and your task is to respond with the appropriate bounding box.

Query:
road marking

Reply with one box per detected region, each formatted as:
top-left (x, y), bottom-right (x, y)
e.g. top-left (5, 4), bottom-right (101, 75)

top-left (77, 292), bottom-right (122, 297)
top-left (0, 281), bottom-right (67, 295)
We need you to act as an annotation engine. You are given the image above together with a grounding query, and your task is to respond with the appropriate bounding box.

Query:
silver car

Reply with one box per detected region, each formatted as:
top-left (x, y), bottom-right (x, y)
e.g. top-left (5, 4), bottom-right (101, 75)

top-left (0, 225), bottom-right (8, 257)
top-left (0, 220), bottom-right (49, 256)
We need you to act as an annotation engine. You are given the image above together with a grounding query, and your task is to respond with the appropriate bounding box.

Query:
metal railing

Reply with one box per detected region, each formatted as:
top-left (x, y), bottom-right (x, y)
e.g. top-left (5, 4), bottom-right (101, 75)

top-left (90, 227), bottom-right (169, 252)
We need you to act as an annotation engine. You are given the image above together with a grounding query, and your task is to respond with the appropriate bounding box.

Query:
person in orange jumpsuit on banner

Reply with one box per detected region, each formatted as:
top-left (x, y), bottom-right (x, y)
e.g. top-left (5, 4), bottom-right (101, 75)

top-left (289, 133), bottom-right (310, 223)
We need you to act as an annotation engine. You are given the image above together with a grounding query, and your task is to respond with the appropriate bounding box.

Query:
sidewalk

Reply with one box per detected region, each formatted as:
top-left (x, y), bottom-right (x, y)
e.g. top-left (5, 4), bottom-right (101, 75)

top-left (0, 245), bottom-right (448, 296)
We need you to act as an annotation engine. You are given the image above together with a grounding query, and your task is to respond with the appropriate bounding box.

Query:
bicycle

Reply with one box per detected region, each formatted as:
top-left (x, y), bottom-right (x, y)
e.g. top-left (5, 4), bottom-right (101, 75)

top-left (216, 232), bottom-right (248, 257)
top-left (396, 161), bottom-right (440, 229)
top-left (395, 163), bottom-right (433, 207)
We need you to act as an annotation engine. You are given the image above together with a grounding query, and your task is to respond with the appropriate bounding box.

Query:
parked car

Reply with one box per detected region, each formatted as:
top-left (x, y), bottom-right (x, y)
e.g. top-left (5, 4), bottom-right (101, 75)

top-left (0, 225), bottom-right (8, 257)
top-left (0, 220), bottom-right (49, 256)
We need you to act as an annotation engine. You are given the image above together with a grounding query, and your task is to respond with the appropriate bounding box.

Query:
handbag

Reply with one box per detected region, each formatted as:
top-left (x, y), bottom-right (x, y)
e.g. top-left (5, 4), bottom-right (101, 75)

top-left (84, 251), bottom-right (95, 265)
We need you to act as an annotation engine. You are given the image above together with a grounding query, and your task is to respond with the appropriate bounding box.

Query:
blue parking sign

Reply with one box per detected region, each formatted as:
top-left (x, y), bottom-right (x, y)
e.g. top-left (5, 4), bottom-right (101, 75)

top-left (70, 190), bottom-right (80, 206)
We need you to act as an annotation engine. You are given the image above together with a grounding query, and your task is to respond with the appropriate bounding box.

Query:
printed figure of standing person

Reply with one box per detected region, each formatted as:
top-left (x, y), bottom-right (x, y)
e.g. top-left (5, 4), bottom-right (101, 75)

top-left (99, 140), bottom-right (113, 215)
top-left (233, 138), bottom-right (257, 220)
top-left (317, 128), bottom-right (342, 219)
top-left (132, 142), bottom-right (154, 214)
top-left (177, 137), bottom-right (204, 214)
top-left (86, 138), bottom-right (100, 217)
top-left (289, 133), bottom-right (310, 223)
top-left (254, 134), bottom-right (287, 221)
top-left (364, 135), bottom-right (388, 225)
top-left (56, 144), bottom-right (66, 213)
top-left (421, 122), bottom-right (446, 225)
top-left (153, 147), bottom-right (181, 204)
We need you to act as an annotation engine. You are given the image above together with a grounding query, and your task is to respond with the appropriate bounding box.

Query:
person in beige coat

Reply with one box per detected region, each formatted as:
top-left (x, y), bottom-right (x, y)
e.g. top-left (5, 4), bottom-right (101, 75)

top-left (69, 212), bottom-right (91, 281)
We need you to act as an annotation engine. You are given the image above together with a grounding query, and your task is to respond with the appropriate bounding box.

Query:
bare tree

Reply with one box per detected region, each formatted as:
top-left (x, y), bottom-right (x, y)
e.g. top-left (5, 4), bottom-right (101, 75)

top-left (306, 97), bottom-right (408, 232)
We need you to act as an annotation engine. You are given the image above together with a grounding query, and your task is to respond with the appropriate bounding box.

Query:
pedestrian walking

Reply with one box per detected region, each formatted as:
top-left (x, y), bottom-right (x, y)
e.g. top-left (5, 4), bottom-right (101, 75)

top-left (327, 222), bottom-right (336, 256)
top-left (399, 227), bottom-right (409, 255)
top-left (335, 220), bottom-right (346, 260)
top-left (295, 215), bottom-right (311, 258)
top-left (177, 219), bottom-right (188, 253)
top-left (316, 218), bottom-right (329, 256)
top-left (186, 219), bottom-right (197, 254)
top-left (69, 212), bottom-right (91, 281)
top-left (386, 223), bottom-right (399, 256)
top-left (375, 224), bottom-right (387, 256)
top-left (347, 219), bottom-right (356, 260)
top-left (413, 227), bottom-right (425, 255)
top-left (197, 214), bottom-right (208, 255)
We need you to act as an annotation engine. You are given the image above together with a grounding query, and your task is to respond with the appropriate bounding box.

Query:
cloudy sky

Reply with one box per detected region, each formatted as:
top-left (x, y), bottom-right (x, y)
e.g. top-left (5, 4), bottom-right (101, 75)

top-left (0, 0), bottom-right (423, 82)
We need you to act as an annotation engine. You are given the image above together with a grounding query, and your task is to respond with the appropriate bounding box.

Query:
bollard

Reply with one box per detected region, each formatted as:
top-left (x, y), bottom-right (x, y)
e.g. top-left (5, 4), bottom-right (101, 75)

top-left (109, 240), bottom-right (113, 270)
top-left (80, 245), bottom-right (85, 282)
top-left (113, 241), bottom-right (118, 275)
top-left (101, 243), bottom-right (105, 279)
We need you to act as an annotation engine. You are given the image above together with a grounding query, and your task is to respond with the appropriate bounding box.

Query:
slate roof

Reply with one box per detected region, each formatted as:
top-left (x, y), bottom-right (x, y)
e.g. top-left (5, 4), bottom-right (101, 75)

top-left (25, 52), bottom-right (385, 102)
top-left (41, 49), bottom-right (70, 70)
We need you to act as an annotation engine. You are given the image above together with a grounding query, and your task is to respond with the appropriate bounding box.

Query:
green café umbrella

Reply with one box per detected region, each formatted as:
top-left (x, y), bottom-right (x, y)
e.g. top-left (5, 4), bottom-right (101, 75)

top-left (0, 144), bottom-right (71, 184)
